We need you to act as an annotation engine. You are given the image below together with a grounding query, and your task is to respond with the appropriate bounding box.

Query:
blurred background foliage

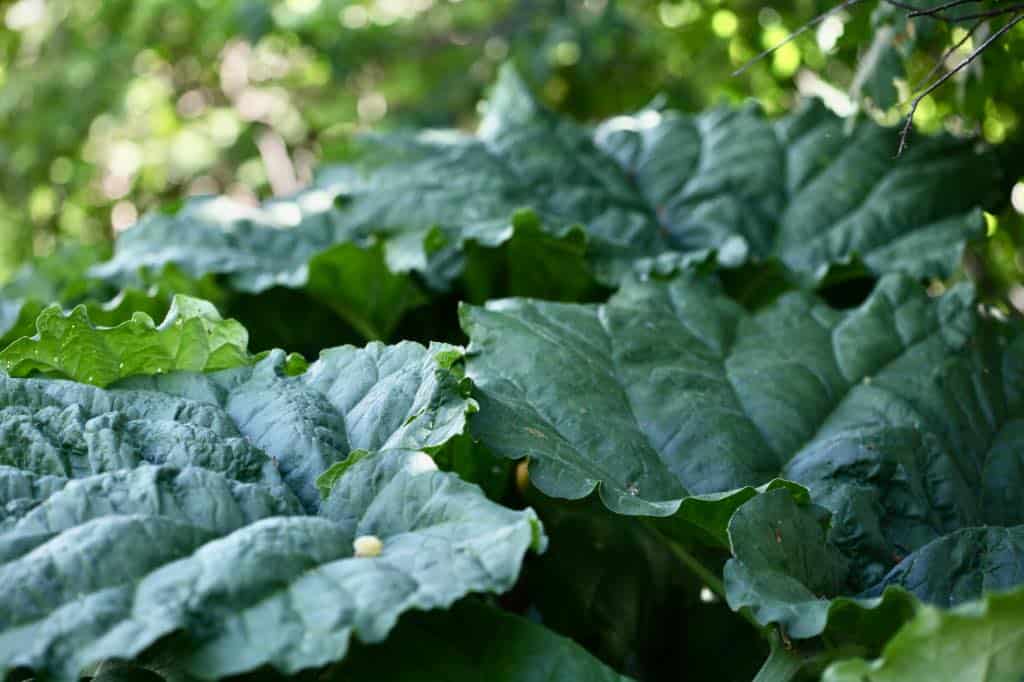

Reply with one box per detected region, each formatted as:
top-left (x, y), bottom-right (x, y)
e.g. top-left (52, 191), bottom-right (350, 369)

top-left (1, 0), bottom-right (1022, 303)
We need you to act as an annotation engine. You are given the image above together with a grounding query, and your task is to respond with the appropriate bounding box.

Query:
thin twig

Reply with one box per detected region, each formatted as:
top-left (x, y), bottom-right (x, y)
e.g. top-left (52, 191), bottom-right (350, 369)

top-left (912, 17), bottom-right (984, 91)
top-left (948, 3), bottom-right (1024, 21)
top-left (881, 0), bottom-right (938, 14)
top-left (732, 0), bottom-right (864, 76)
top-left (907, 0), bottom-right (984, 17)
top-left (885, 0), bottom-right (1024, 22)
top-left (882, 0), bottom-right (977, 20)
top-left (897, 12), bottom-right (1024, 155)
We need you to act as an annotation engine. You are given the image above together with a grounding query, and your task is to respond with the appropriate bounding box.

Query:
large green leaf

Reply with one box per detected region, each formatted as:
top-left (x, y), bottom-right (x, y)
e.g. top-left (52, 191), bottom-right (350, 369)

top-left (0, 340), bottom-right (541, 680)
top-left (0, 244), bottom-right (112, 306)
top-left (100, 598), bottom-right (633, 682)
top-left (91, 196), bottom-right (338, 294)
top-left (90, 67), bottom-right (1003, 336)
top-left (122, 341), bottom-right (476, 510)
top-left (305, 241), bottom-right (427, 341)
top-left (480, 65), bottom-right (1000, 284)
top-left (329, 599), bottom-right (632, 681)
top-left (90, 196), bottom-right (425, 342)
top-left (0, 295), bottom-right (250, 386)
top-left (2, 286), bottom-right (181, 353)
top-left (0, 297), bottom-right (43, 351)
top-left (462, 272), bottom-right (1024, 642)
top-left (824, 584), bottom-right (1024, 682)
top-left (464, 273), bottom-right (968, 515)
top-left (594, 96), bottom-right (1004, 284)
top-left (0, 244), bottom-right (119, 350)
top-left (0, 245), bottom-right (233, 367)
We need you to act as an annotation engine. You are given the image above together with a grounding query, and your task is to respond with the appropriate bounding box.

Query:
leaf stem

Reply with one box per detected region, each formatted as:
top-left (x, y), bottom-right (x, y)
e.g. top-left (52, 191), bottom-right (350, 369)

top-left (660, 535), bottom-right (726, 597)
top-left (653, 526), bottom-right (772, 636)
top-left (753, 633), bottom-right (804, 682)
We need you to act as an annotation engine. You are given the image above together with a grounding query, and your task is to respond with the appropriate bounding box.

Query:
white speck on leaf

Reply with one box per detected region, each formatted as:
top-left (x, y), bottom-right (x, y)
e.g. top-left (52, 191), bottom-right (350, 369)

top-left (406, 451), bottom-right (438, 475)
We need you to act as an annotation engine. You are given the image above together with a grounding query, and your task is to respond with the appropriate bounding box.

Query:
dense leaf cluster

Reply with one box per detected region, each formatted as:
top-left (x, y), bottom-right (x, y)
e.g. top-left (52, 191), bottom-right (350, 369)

top-left (1, 67), bottom-right (1022, 681)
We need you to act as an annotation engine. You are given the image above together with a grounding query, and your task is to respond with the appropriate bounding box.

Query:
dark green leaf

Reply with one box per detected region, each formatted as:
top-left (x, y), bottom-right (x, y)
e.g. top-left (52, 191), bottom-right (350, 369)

top-left (523, 493), bottom-right (767, 680)
top-left (595, 99), bottom-right (1000, 283)
top-left (463, 272), bottom-right (1024, 644)
top-left (91, 67), bottom-right (1004, 334)
top-left (329, 599), bottom-right (630, 681)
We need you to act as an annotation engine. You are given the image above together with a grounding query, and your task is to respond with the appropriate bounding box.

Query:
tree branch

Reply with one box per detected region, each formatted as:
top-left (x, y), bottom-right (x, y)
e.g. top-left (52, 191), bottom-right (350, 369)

top-left (883, 0), bottom-right (1024, 22)
top-left (907, 0), bottom-right (984, 18)
top-left (897, 12), bottom-right (1024, 155)
top-left (732, 0), bottom-right (865, 76)
top-left (946, 3), bottom-right (1024, 21)
top-left (731, 0), bottom-right (1023, 154)
top-left (912, 17), bottom-right (984, 91)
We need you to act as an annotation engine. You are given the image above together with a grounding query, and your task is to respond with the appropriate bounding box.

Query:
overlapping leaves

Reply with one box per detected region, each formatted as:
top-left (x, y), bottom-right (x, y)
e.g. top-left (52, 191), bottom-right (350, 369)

top-left (95, 599), bottom-right (633, 682)
top-left (88, 66), bottom-right (1006, 345)
top-left (0, 245), bottom-right (122, 350)
top-left (0, 305), bottom-right (549, 680)
top-left (0, 244), bottom-right (228, 356)
top-left (824, 583), bottom-right (1024, 682)
top-left (462, 272), bottom-right (1024, 648)
top-left (2, 65), bottom-right (1020, 682)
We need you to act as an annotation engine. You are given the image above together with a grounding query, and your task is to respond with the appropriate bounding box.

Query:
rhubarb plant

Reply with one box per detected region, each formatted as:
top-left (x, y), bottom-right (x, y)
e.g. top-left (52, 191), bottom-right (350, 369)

top-left (0, 67), bottom-right (1020, 681)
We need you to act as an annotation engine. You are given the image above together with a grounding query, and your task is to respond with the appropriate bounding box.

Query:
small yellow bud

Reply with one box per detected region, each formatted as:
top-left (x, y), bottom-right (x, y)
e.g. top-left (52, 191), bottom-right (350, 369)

top-left (515, 459), bottom-right (530, 494)
top-left (353, 534), bottom-right (383, 558)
